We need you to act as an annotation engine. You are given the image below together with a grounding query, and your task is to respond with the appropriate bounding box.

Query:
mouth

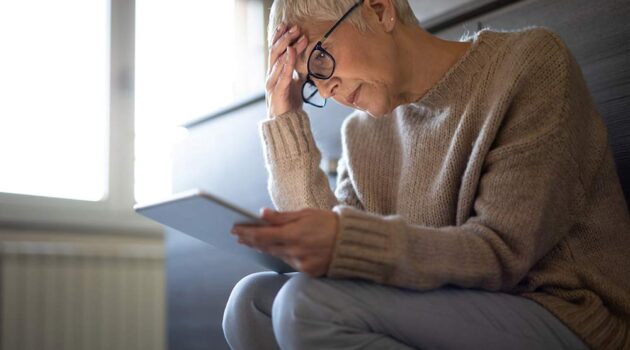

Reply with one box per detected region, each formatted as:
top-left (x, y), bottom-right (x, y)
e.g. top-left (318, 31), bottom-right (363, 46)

top-left (347, 84), bottom-right (362, 106)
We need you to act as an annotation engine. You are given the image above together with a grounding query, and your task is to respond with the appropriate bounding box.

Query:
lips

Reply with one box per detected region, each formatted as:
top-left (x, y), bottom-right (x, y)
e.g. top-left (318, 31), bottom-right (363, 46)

top-left (347, 84), bottom-right (361, 105)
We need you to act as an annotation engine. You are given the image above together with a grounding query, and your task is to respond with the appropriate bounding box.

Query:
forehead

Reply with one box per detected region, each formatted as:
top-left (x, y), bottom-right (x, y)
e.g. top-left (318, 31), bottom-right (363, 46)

top-left (300, 20), bottom-right (335, 41)
top-left (295, 21), bottom-right (330, 65)
top-left (298, 19), bottom-right (347, 56)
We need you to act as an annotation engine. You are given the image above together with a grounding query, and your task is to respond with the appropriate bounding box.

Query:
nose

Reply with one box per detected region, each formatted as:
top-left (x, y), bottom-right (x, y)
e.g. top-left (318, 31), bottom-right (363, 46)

top-left (314, 77), bottom-right (340, 99)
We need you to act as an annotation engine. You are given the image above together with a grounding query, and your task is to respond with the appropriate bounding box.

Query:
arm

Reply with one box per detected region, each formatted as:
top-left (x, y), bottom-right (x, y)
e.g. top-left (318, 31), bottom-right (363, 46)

top-left (328, 122), bottom-right (585, 291)
top-left (259, 109), bottom-right (363, 211)
top-left (334, 152), bottom-right (365, 210)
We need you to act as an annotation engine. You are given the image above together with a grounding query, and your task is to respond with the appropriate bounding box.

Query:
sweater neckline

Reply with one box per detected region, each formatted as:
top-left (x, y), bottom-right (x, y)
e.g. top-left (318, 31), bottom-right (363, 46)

top-left (409, 29), bottom-right (496, 109)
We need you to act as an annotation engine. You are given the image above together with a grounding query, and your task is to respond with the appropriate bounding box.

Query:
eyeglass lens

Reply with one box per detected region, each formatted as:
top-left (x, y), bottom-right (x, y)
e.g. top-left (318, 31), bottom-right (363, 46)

top-left (309, 48), bottom-right (335, 79)
top-left (302, 79), bottom-right (326, 107)
top-left (303, 48), bottom-right (334, 107)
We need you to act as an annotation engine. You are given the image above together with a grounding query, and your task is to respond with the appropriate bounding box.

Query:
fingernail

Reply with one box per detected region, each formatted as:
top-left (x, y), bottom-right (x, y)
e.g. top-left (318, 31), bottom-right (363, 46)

top-left (298, 34), bottom-right (306, 42)
top-left (289, 24), bottom-right (298, 33)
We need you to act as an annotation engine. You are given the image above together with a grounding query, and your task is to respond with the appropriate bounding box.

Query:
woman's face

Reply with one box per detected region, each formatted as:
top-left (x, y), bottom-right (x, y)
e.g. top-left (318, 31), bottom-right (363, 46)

top-left (294, 19), bottom-right (399, 118)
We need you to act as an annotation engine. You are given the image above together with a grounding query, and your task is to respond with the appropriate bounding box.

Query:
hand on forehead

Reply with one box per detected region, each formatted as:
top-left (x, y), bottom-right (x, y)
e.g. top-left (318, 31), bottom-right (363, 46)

top-left (292, 20), bottom-right (337, 63)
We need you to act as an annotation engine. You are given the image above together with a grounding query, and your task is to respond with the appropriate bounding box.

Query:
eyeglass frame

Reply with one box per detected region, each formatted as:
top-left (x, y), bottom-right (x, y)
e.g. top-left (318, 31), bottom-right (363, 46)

top-left (302, 0), bottom-right (365, 108)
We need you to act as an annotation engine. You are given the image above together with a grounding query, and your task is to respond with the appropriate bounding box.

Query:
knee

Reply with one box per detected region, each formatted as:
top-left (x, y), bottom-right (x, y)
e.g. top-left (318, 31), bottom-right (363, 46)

top-left (222, 272), bottom-right (279, 343)
top-left (272, 274), bottom-right (333, 349)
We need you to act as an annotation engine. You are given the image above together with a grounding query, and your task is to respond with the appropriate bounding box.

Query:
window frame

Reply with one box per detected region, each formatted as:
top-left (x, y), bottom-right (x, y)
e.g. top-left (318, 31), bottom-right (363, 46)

top-left (0, 0), bottom-right (161, 235)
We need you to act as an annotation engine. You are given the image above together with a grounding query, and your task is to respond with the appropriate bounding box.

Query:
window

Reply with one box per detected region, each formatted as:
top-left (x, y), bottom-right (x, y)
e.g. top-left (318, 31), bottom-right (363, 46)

top-left (134, 0), bottom-right (266, 203)
top-left (0, 0), bottom-right (142, 233)
top-left (0, 0), bottom-right (268, 232)
top-left (0, 0), bottom-right (109, 202)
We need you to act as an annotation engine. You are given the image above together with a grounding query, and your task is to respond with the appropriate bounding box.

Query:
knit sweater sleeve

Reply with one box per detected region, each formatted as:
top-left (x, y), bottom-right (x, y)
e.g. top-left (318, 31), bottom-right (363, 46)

top-left (259, 109), bottom-right (362, 211)
top-left (326, 30), bottom-right (589, 292)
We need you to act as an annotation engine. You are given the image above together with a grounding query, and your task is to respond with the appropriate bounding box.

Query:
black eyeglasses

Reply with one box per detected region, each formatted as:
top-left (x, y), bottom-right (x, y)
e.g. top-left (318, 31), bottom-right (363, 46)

top-left (302, 0), bottom-right (364, 108)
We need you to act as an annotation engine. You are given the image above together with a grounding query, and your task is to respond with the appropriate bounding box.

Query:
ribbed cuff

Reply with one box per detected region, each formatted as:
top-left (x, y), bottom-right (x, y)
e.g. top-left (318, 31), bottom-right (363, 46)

top-left (327, 205), bottom-right (403, 283)
top-left (258, 109), bottom-right (318, 165)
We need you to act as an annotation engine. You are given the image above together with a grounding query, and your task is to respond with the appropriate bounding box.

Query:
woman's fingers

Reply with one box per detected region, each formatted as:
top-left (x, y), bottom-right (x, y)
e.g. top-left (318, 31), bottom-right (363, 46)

top-left (266, 52), bottom-right (286, 91)
top-left (270, 23), bottom-right (287, 47)
top-left (275, 34), bottom-right (308, 88)
top-left (276, 46), bottom-right (295, 91)
top-left (263, 242), bottom-right (290, 257)
top-left (268, 34), bottom-right (307, 84)
top-left (265, 23), bottom-right (310, 117)
top-left (268, 24), bottom-right (301, 75)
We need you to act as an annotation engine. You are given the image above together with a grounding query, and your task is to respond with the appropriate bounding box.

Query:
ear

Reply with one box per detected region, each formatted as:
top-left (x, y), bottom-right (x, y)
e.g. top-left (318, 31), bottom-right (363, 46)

top-left (365, 0), bottom-right (396, 32)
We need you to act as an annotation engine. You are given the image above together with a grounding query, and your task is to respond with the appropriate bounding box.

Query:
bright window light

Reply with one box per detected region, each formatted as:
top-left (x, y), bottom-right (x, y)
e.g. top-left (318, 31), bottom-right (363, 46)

top-left (135, 0), bottom-right (264, 203)
top-left (0, 0), bottom-right (109, 201)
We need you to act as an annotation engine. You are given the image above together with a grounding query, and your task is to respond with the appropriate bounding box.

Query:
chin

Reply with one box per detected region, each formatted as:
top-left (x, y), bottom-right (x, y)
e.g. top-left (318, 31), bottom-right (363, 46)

top-left (365, 110), bottom-right (384, 118)
top-left (360, 93), bottom-right (392, 118)
top-left (346, 88), bottom-right (392, 118)
top-left (362, 103), bottom-right (391, 119)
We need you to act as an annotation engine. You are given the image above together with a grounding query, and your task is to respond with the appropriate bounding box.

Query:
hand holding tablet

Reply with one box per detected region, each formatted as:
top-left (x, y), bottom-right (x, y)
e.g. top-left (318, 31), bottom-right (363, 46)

top-left (134, 188), bottom-right (295, 273)
top-left (232, 205), bottom-right (339, 278)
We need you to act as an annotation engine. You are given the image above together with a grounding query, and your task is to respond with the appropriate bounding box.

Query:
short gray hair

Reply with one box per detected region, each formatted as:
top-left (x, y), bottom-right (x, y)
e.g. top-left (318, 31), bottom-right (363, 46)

top-left (268, 0), bottom-right (419, 46)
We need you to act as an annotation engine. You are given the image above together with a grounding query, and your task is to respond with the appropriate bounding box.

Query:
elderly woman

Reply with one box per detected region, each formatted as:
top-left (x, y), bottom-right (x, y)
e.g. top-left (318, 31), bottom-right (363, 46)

top-left (224, 0), bottom-right (630, 349)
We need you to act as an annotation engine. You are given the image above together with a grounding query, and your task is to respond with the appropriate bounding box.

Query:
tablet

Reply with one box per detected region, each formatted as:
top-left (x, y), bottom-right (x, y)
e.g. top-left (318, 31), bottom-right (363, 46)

top-left (133, 188), bottom-right (295, 273)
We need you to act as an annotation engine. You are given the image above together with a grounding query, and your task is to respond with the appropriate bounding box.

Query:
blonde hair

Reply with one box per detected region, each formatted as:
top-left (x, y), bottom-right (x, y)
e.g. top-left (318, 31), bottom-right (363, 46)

top-left (267, 0), bottom-right (419, 46)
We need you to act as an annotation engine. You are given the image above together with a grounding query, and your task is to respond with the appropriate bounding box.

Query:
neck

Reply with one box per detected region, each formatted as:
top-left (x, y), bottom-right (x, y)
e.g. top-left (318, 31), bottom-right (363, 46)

top-left (393, 24), bottom-right (471, 106)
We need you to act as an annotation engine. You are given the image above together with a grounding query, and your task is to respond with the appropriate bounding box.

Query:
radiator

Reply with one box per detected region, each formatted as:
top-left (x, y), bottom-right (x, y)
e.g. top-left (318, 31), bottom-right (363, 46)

top-left (0, 237), bottom-right (165, 350)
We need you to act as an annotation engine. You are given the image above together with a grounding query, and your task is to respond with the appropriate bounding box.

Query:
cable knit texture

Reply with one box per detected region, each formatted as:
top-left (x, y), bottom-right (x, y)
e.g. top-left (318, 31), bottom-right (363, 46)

top-left (258, 28), bottom-right (630, 350)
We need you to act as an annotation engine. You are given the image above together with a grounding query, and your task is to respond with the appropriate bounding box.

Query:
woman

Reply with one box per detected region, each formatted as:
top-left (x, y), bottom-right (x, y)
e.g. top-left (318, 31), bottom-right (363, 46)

top-left (224, 0), bottom-right (630, 349)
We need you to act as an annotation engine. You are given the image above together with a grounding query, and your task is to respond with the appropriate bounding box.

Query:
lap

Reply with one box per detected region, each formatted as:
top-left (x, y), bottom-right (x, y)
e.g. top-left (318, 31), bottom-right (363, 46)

top-left (233, 272), bottom-right (588, 350)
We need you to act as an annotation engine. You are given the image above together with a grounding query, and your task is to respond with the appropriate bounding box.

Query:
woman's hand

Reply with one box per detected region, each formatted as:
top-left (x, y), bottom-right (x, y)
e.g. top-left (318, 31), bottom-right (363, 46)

top-left (231, 207), bottom-right (339, 277)
top-left (266, 23), bottom-right (309, 118)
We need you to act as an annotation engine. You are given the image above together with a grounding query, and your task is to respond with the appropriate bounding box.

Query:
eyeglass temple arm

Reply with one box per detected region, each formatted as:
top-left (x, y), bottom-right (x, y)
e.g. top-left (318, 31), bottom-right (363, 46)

top-left (321, 0), bottom-right (365, 41)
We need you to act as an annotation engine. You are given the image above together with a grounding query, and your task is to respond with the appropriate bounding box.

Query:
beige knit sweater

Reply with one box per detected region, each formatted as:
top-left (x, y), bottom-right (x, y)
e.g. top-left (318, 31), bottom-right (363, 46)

top-left (258, 28), bottom-right (630, 350)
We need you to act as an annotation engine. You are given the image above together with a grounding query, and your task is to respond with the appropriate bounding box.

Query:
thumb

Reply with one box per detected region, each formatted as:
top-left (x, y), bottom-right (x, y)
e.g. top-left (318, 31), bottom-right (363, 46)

top-left (259, 207), bottom-right (302, 225)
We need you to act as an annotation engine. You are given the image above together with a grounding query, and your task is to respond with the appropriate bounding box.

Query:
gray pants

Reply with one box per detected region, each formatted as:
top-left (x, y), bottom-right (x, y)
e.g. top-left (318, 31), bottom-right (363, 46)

top-left (222, 272), bottom-right (590, 350)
